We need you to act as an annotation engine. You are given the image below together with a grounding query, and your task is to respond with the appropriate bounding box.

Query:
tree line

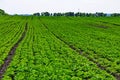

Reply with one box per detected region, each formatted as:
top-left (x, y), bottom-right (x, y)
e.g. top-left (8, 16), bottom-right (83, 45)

top-left (33, 12), bottom-right (120, 17)
top-left (0, 9), bottom-right (8, 15)
top-left (0, 9), bottom-right (120, 17)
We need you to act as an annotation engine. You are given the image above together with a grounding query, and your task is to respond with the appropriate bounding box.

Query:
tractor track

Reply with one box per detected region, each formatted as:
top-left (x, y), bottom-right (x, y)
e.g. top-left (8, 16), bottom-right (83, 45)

top-left (100, 21), bottom-right (120, 26)
top-left (40, 20), bottom-right (120, 80)
top-left (0, 23), bottom-right (28, 79)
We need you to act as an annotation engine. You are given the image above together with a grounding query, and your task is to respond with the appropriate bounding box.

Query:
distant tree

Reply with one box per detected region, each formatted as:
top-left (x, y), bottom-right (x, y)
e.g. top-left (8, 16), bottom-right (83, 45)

top-left (81, 13), bottom-right (86, 17)
top-left (75, 12), bottom-right (79, 16)
top-left (111, 13), bottom-right (120, 17)
top-left (85, 13), bottom-right (95, 17)
top-left (41, 12), bottom-right (50, 16)
top-left (50, 13), bottom-right (53, 16)
top-left (0, 9), bottom-right (6, 15)
top-left (33, 13), bottom-right (40, 16)
top-left (74, 12), bottom-right (82, 16)
top-left (64, 12), bottom-right (74, 16)
top-left (14, 14), bottom-right (18, 16)
top-left (75, 12), bottom-right (86, 17)
top-left (95, 12), bottom-right (107, 17)
top-left (31, 12), bottom-right (111, 17)
top-left (89, 13), bottom-right (95, 17)
top-left (53, 13), bottom-right (63, 16)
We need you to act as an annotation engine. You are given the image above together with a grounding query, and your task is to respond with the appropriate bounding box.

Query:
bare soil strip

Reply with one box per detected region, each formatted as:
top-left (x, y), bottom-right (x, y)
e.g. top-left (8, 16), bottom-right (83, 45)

top-left (41, 22), bottom-right (120, 80)
top-left (0, 23), bottom-right (28, 79)
top-left (100, 21), bottom-right (120, 26)
top-left (88, 23), bottom-right (108, 29)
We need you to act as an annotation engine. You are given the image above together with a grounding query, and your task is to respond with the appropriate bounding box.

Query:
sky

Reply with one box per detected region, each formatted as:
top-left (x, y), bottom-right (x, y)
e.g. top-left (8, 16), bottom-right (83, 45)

top-left (0, 0), bottom-right (120, 14)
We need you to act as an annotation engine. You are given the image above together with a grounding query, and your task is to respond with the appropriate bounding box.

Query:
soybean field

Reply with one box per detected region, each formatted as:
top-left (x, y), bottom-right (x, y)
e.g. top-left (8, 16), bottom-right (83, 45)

top-left (0, 16), bottom-right (120, 80)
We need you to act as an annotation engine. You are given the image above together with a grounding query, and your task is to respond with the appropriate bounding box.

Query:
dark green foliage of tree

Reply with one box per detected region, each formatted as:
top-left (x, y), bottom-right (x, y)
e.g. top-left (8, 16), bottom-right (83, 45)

top-left (111, 13), bottom-right (120, 17)
top-left (32, 11), bottom-right (119, 17)
top-left (41, 12), bottom-right (50, 16)
top-left (0, 9), bottom-right (6, 15)
top-left (75, 12), bottom-right (95, 17)
top-left (53, 13), bottom-right (63, 16)
top-left (95, 12), bottom-right (107, 17)
top-left (33, 13), bottom-right (40, 16)
top-left (64, 12), bottom-right (74, 16)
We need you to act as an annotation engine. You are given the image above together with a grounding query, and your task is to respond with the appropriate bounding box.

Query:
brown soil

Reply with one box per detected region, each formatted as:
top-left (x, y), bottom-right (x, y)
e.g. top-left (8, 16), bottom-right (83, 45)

top-left (100, 21), bottom-right (120, 26)
top-left (115, 74), bottom-right (120, 80)
top-left (0, 23), bottom-right (28, 79)
top-left (88, 23), bottom-right (108, 29)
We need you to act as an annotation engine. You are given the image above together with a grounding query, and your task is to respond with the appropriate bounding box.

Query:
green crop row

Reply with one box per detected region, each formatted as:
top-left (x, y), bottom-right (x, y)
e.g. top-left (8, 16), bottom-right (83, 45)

top-left (40, 17), bottom-right (120, 77)
top-left (3, 17), bottom-right (115, 80)
top-left (0, 16), bottom-right (26, 66)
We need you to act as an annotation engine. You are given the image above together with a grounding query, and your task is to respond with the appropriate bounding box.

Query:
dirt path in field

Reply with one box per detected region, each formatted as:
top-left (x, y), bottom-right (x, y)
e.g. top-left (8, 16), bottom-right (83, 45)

top-left (100, 21), bottom-right (120, 26)
top-left (0, 23), bottom-right (28, 79)
top-left (40, 20), bottom-right (120, 80)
